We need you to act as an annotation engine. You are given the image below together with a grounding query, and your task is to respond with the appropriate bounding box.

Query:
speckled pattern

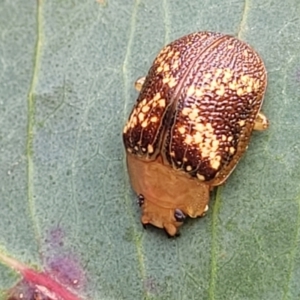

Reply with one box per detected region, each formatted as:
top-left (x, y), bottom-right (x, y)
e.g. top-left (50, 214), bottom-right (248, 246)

top-left (123, 31), bottom-right (267, 183)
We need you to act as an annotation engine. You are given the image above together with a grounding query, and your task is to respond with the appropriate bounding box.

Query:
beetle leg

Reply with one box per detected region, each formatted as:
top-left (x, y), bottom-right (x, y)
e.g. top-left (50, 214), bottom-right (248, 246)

top-left (134, 77), bottom-right (146, 92)
top-left (254, 112), bottom-right (269, 131)
top-left (137, 194), bottom-right (145, 207)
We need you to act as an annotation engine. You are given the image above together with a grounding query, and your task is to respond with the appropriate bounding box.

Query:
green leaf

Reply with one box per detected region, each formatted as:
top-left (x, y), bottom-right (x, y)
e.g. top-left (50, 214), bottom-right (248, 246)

top-left (1, 0), bottom-right (300, 299)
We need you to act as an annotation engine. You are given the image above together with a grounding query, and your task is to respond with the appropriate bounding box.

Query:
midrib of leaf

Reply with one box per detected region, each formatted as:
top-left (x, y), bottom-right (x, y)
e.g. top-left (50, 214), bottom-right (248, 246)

top-left (208, 187), bottom-right (222, 300)
top-left (237, 0), bottom-right (249, 39)
top-left (27, 0), bottom-right (43, 247)
top-left (162, 0), bottom-right (171, 44)
top-left (283, 195), bottom-right (300, 300)
top-left (122, 0), bottom-right (149, 298)
top-left (207, 2), bottom-right (251, 298)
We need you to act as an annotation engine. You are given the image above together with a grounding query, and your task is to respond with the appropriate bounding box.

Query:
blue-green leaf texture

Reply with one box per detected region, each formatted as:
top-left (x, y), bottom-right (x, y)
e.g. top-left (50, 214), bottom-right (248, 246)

top-left (1, 0), bottom-right (300, 299)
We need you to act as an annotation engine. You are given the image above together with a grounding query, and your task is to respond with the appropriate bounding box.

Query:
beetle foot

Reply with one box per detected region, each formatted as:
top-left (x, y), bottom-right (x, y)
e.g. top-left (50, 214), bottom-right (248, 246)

top-left (137, 194), bottom-right (145, 207)
top-left (200, 205), bottom-right (209, 217)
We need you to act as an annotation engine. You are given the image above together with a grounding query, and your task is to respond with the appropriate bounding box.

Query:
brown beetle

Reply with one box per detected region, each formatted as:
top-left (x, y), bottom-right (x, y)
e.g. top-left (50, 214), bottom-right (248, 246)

top-left (123, 32), bottom-right (268, 236)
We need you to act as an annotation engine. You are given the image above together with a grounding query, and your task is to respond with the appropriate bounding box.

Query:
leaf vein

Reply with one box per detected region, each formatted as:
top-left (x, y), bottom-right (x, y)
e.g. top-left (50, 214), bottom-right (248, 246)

top-left (122, 1), bottom-right (149, 298)
top-left (208, 187), bottom-right (223, 300)
top-left (282, 195), bottom-right (300, 300)
top-left (70, 85), bottom-right (95, 238)
top-left (27, 0), bottom-right (43, 250)
top-left (162, 0), bottom-right (171, 44)
top-left (237, 0), bottom-right (249, 39)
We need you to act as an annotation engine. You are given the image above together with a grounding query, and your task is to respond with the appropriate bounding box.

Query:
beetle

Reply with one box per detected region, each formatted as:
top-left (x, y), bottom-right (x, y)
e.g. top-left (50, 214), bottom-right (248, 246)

top-left (123, 31), bottom-right (268, 236)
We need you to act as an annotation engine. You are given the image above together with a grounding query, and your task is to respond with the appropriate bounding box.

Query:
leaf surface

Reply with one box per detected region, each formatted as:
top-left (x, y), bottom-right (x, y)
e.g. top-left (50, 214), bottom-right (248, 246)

top-left (1, 0), bottom-right (300, 299)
